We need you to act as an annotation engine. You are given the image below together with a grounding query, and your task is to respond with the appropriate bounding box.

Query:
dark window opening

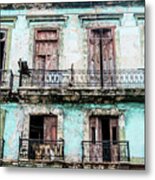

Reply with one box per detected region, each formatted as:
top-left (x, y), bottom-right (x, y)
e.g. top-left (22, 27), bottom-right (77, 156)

top-left (112, 127), bottom-right (117, 142)
top-left (0, 32), bottom-right (6, 40)
top-left (101, 117), bottom-right (110, 141)
top-left (92, 127), bottom-right (96, 144)
top-left (29, 116), bottom-right (44, 140)
top-left (0, 41), bottom-right (5, 70)
top-left (0, 31), bottom-right (6, 82)
top-left (0, 32), bottom-right (6, 70)
top-left (101, 117), bottom-right (111, 161)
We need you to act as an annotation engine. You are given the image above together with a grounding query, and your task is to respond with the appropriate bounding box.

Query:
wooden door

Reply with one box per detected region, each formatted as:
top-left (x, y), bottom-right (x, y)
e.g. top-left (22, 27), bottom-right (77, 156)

top-left (88, 30), bottom-right (100, 86)
top-left (89, 116), bottom-right (102, 162)
top-left (89, 116), bottom-right (118, 162)
top-left (44, 116), bottom-right (57, 141)
top-left (34, 29), bottom-right (59, 70)
top-left (109, 117), bottom-right (119, 162)
top-left (34, 29), bottom-right (59, 85)
top-left (88, 28), bottom-right (115, 87)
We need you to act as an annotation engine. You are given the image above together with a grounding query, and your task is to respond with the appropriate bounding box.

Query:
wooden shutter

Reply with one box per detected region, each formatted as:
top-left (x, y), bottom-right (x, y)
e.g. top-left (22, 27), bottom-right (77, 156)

top-left (102, 29), bottom-right (115, 86)
top-left (89, 116), bottom-right (102, 162)
top-left (44, 116), bottom-right (57, 141)
top-left (88, 30), bottom-right (100, 71)
top-left (34, 29), bottom-right (59, 70)
top-left (88, 28), bottom-right (115, 86)
top-left (109, 117), bottom-right (119, 162)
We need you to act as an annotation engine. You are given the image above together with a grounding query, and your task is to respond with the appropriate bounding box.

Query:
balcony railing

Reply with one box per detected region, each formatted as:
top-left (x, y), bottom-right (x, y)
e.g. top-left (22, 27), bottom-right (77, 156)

top-left (19, 138), bottom-right (64, 161)
top-left (0, 139), bottom-right (4, 160)
top-left (19, 68), bottom-right (144, 89)
top-left (20, 69), bottom-right (70, 88)
top-left (82, 140), bottom-right (130, 163)
top-left (0, 70), bottom-right (13, 89)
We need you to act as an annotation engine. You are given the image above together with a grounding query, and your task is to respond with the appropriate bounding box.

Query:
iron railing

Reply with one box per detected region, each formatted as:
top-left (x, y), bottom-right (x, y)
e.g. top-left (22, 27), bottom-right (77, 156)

top-left (82, 140), bottom-right (130, 163)
top-left (0, 70), bottom-right (13, 89)
top-left (19, 68), bottom-right (144, 89)
top-left (19, 138), bottom-right (64, 161)
top-left (0, 139), bottom-right (4, 160)
top-left (20, 69), bottom-right (70, 88)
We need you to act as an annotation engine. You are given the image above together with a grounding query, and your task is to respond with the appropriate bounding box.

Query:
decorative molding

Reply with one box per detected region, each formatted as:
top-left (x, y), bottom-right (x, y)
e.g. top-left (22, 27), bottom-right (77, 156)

top-left (26, 15), bottom-right (69, 27)
top-left (0, 16), bottom-right (17, 28)
top-left (78, 13), bottom-right (123, 27)
top-left (134, 13), bottom-right (145, 25)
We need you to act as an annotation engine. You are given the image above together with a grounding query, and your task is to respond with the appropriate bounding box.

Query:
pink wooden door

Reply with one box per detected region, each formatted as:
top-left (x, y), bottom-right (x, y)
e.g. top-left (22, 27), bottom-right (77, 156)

top-left (89, 116), bottom-right (102, 162)
top-left (34, 29), bottom-right (59, 85)
top-left (109, 117), bottom-right (119, 162)
top-left (88, 30), bottom-right (100, 86)
top-left (34, 29), bottom-right (59, 70)
top-left (44, 116), bottom-right (57, 141)
top-left (88, 28), bottom-right (115, 87)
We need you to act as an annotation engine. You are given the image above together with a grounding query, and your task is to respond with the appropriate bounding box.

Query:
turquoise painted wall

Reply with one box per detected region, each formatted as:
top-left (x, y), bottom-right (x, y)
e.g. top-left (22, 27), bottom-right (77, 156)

top-left (0, 104), bottom-right (24, 159)
top-left (118, 103), bottom-right (145, 158)
top-left (0, 102), bottom-right (144, 161)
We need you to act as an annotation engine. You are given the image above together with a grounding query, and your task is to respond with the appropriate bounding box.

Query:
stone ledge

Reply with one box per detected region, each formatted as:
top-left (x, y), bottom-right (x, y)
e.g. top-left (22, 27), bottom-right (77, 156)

top-left (17, 88), bottom-right (145, 103)
top-left (0, 1), bottom-right (145, 10)
top-left (1, 159), bottom-right (145, 170)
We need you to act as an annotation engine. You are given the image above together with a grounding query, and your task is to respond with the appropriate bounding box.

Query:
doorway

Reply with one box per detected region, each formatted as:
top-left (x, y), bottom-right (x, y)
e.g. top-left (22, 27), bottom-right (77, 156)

top-left (29, 115), bottom-right (57, 159)
top-left (89, 115), bottom-right (118, 162)
top-left (88, 28), bottom-right (116, 87)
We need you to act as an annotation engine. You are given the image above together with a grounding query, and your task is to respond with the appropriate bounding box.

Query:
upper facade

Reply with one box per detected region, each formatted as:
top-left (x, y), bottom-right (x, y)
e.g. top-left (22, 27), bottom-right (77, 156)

top-left (0, 0), bottom-right (145, 102)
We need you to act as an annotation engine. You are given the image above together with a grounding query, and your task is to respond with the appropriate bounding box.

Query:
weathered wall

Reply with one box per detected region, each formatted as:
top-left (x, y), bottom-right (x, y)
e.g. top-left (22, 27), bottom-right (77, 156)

top-left (1, 5), bottom-right (144, 90)
top-left (0, 2), bottom-right (145, 166)
top-left (117, 103), bottom-right (145, 162)
top-left (0, 102), bottom-right (144, 163)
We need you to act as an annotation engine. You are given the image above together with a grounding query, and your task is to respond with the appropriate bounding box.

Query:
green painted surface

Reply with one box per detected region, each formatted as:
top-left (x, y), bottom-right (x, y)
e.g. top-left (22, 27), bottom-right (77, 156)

top-left (0, 2), bottom-right (145, 164)
top-left (0, 109), bottom-right (6, 138)
top-left (0, 102), bottom-right (144, 162)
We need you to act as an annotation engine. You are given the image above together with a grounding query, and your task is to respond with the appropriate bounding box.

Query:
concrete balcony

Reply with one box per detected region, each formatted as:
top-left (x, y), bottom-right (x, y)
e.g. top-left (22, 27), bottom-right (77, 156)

top-left (18, 68), bottom-right (144, 103)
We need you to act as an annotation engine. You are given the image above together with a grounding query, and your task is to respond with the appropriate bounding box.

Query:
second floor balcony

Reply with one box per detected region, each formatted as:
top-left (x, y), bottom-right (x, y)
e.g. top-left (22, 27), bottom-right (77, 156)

top-left (19, 68), bottom-right (144, 90)
top-left (17, 67), bottom-right (144, 102)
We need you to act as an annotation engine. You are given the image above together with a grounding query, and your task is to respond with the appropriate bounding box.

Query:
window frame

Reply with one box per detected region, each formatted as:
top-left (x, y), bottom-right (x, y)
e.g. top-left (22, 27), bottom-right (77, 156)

top-left (33, 27), bottom-right (60, 70)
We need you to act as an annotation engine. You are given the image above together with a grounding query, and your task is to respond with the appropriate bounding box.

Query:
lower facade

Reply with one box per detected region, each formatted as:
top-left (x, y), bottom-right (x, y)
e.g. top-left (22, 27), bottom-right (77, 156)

top-left (0, 102), bottom-right (145, 169)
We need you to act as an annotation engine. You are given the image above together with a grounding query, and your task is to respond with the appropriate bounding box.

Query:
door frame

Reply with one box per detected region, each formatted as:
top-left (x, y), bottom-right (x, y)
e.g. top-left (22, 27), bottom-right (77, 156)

top-left (87, 26), bottom-right (116, 87)
top-left (33, 27), bottom-right (60, 70)
top-left (89, 115), bottom-right (119, 162)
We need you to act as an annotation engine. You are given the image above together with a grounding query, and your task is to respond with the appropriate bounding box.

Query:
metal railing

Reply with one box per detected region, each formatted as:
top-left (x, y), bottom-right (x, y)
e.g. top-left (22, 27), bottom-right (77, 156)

top-left (20, 69), bottom-right (71, 88)
top-left (19, 138), bottom-right (64, 161)
top-left (19, 68), bottom-right (144, 89)
top-left (0, 139), bottom-right (4, 160)
top-left (0, 70), bottom-right (13, 89)
top-left (82, 140), bottom-right (130, 163)
top-left (71, 69), bottom-right (144, 89)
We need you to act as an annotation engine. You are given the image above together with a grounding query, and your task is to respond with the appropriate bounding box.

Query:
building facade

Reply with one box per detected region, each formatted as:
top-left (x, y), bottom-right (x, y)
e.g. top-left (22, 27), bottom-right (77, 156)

top-left (0, 1), bottom-right (145, 169)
